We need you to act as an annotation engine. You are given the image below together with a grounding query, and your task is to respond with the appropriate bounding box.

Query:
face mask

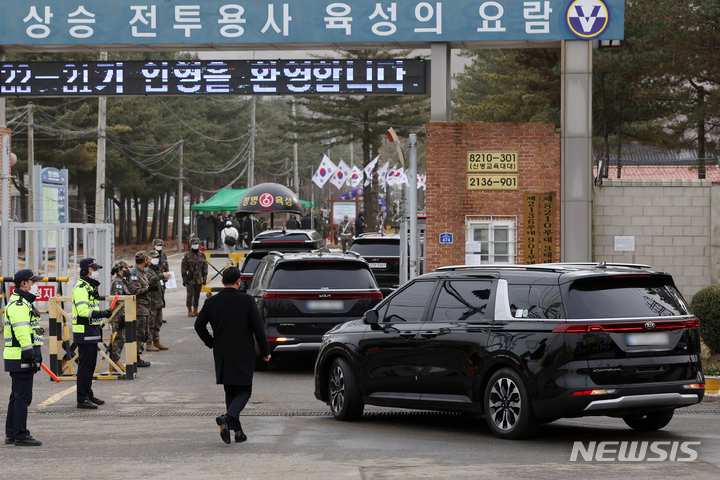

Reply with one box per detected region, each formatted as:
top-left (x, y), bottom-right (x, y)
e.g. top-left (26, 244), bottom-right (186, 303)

top-left (90, 270), bottom-right (100, 279)
top-left (192, 245), bottom-right (199, 250)
top-left (150, 258), bottom-right (160, 266)
top-left (29, 284), bottom-right (39, 296)
top-left (155, 246), bottom-right (162, 251)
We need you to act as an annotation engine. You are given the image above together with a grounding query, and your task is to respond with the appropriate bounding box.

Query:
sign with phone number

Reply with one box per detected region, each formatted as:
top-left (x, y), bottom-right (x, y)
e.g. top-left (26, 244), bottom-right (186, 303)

top-left (467, 151), bottom-right (518, 173)
top-left (467, 174), bottom-right (518, 191)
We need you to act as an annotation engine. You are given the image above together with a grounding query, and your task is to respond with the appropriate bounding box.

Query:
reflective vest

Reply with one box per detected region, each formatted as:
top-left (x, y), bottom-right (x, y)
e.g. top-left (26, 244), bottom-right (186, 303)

top-left (3, 291), bottom-right (43, 372)
top-left (72, 278), bottom-right (103, 343)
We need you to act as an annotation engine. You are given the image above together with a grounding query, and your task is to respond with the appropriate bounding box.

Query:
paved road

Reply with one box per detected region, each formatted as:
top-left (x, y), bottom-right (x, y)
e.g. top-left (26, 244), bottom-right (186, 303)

top-left (2, 251), bottom-right (719, 478)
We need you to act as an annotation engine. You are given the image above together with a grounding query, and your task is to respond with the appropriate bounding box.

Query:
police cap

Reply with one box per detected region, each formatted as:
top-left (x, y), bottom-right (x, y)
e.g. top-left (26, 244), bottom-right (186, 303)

top-left (79, 258), bottom-right (103, 269)
top-left (14, 269), bottom-right (43, 284)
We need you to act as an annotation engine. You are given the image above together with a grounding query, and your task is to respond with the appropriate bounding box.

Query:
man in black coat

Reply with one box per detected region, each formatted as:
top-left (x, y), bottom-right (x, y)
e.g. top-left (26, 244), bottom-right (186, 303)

top-left (194, 267), bottom-right (270, 444)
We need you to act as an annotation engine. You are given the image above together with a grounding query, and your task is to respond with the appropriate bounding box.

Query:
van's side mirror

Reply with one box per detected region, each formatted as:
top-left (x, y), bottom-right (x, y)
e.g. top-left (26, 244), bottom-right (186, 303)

top-left (364, 310), bottom-right (379, 325)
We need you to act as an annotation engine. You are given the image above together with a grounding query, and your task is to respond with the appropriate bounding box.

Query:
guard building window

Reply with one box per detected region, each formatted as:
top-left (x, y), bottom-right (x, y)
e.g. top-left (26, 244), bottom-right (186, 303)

top-left (466, 216), bottom-right (516, 264)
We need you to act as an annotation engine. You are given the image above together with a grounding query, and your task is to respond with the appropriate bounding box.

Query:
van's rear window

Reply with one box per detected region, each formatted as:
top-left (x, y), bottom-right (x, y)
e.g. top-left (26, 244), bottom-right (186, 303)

top-left (567, 276), bottom-right (690, 319)
top-left (270, 261), bottom-right (377, 290)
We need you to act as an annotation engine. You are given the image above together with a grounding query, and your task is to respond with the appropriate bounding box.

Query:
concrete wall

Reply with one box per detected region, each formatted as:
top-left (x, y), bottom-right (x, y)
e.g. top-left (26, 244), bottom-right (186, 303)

top-left (592, 178), bottom-right (714, 302)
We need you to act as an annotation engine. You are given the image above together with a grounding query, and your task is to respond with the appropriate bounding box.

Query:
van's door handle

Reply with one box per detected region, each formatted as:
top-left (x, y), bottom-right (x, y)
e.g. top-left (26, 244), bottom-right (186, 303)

top-left (399, 332), bottom-right (416, 339)
top-left (421, 332), bottom-right (438, 339)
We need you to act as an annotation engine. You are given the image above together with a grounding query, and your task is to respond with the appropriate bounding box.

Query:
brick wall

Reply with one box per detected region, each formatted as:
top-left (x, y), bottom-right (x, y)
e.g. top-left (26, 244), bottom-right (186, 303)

top-left (426, 123), bottom-right (561, 272)
top-left (593, 178), bottom-right (713, 301)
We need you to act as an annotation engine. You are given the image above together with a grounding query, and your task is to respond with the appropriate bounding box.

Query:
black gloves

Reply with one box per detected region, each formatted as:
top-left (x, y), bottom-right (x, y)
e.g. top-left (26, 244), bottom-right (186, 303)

top-left (148, 284), bottom-right (159, 292)
top-left (21, 349), bottom-right (35, 363)
top-left (117, 318), bottom-right (126, 330)
top-left (101, 309), bottom-right (113, 318)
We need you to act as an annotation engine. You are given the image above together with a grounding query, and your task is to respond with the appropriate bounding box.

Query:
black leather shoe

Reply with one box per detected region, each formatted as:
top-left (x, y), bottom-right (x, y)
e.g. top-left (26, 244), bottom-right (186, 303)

top-left (77, 400), bottom-right (98, 409)
top-left (15, 435), bottom-right (42, 446)
top-left (5, 436), bottom-right (14, 445)
top-left (234, 430), bottom-right (247, 443)
top-left (216, 415), bottom-right (231, 444)
top-left (137, 357), bottom-right (151, 367)
top-left (90, 396), bottom-right (105, 405)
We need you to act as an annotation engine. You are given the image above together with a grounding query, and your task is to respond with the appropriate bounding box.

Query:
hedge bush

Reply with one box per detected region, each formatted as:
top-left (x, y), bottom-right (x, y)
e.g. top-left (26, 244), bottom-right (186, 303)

top-left (691, 285), bottom-right (720, 355)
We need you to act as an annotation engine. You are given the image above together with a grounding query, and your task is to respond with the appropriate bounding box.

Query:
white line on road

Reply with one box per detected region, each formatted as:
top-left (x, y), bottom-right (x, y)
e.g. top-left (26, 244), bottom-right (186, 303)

top-left (38, 385), bottom-right (76, 407)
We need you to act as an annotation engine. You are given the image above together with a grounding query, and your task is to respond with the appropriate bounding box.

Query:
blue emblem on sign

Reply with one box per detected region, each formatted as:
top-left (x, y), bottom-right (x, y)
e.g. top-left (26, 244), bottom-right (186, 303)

top-left (439, 233), bottom-right (453, 244)
top-left (566, 0), bottom-right (610, 39)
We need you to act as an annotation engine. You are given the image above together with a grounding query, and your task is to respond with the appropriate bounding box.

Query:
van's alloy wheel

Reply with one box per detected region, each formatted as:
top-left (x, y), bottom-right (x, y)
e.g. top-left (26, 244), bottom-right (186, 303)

top-left (483, 368), bottom-right (538, 439)
top-left (328, 357), bottom-right (364, 421)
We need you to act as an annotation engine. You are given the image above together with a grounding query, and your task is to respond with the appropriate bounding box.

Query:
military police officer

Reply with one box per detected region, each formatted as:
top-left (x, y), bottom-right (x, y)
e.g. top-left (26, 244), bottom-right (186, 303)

top-left (72, 258), bottom-right (113, 409)
top-left (126, 251), bottom-right (157, 367)
top-left (108, 260), bottom-right (131, 373)
top-left (152, 238), bottom-right (169, 273)
top-left (147, 250), bottom-right (171, 351)
top-left (181, 237), bottom-right (208, 317)
top-left (128, 250), bottom-right (160, 367)
top-left (4, 269), bottom-right (44, 446)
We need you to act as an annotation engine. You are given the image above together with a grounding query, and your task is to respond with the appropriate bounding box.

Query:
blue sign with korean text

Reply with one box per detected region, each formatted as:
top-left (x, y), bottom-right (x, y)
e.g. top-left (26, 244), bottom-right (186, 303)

top-left (41, 167), bottom-right (64, 184)
top-left (0, 1), bottom-right (624, 49)
top-left (439, 232), bottom-right (453, 244)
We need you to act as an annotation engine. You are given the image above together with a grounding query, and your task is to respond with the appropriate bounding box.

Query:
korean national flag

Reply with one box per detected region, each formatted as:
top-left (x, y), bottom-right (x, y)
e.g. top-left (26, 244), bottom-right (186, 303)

top-left (330, 160), bottom-right (351, 190)
top-left (363, 155), bottom-right (379, 186)
top-left (312, 154), bottom-right (337, 189)
top-left (349, 165), bottom-right (363, 188)
top-left (376, 162), bottom-right (390, 190)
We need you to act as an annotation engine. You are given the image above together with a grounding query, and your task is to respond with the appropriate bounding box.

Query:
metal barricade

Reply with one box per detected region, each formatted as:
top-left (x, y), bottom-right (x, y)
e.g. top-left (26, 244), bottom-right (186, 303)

top-left (47, 295), bottom-right (137, 381)
top-left (201, 252), bottom-right (245, 295)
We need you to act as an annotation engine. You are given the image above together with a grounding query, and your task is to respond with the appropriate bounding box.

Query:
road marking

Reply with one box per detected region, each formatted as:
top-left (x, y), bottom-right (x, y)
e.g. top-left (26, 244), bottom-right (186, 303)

top-left (38, 385), bottom-right (76, 407)
top-left (173, 338), bottom-right (185, 344)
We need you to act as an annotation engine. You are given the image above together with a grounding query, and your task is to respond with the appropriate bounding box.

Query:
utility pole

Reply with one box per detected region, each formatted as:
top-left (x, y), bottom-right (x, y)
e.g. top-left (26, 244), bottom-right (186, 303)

top-left (249, 97), bottom-right (256, 188)
top-left (28, 103), bottom-right (34, 221)
top-left (1, 135), bottom-right (10, 280)
top-left (292, 100), bottom-right (299, 195)
top-left (177, 139), bottom-right (184, 254)
top-left (28, 103), bottom-right (36, 271)
top-left (95, 51), bottom-right (108, 224)
top-left (0, 49), bottom-right (5, 128)
top-left (408, 134), bottom-right (418, 280)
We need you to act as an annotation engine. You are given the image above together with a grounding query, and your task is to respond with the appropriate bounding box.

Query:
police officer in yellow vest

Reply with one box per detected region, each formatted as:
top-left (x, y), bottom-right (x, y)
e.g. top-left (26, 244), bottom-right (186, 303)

top-left (72, 258), bottom-right (112, 409)
top-left (4, 269), bottom-right (44, 446)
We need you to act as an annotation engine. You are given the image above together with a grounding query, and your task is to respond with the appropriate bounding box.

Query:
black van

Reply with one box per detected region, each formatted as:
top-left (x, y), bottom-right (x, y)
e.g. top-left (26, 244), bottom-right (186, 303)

top-left (248, 249), bottom-right (382, 369)
top-left (314, 263), bottom-right (705, 439)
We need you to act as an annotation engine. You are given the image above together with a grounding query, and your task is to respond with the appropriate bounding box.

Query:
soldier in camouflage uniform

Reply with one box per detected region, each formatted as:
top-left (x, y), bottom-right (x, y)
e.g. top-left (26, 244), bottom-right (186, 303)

top-left (108, 260), bottom-right (132, 372)
top-left (146, 250), bottom-right (171, 351)
top-left (152, 238), bottom-right (170, 273)
top-left (126, 251), bottom-right (158, 367)
top-left (181, 237), bottom-right (208, 317)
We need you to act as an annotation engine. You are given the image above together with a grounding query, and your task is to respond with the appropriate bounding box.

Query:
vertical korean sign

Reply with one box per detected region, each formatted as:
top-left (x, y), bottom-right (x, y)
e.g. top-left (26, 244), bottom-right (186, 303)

top-left (524, 192), bottom-right (555, 264)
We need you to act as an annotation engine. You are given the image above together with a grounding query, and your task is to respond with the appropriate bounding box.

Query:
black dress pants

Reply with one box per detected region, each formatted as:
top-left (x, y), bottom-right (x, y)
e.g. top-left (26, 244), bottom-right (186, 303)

top-left (77, 343), bottom-right (98, 402)
top-left (224, 385), bottom-right (252, 432)
top-left (5, 370), bottom-right (34, 440)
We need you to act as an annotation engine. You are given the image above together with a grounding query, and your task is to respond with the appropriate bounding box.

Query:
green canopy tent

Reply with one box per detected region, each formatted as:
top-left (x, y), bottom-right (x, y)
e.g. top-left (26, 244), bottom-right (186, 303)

top-left (191, 188), bottom-right (313, 211)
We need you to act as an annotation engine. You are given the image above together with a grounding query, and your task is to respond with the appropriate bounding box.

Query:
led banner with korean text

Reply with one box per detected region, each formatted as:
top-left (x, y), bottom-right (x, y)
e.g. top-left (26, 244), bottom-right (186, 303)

top-left (0, 59), bottom-right (426, 97)
top-left (0, 1), bottom-right (624, 49)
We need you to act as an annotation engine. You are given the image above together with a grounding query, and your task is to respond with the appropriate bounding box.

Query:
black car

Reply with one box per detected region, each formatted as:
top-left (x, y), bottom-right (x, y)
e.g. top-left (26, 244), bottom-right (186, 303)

top-left (314, 263), bottom-right (705, 439)
top-left (349, 233), bottom-right (402, 292)
top-left (248, 249), bottom-right (382, 369)
top-left (240, 229), bottom-right (324, 286)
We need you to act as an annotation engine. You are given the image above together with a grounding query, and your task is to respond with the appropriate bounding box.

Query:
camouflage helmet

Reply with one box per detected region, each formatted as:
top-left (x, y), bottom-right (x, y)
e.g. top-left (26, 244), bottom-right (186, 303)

top-left (135, 250), bottom-right (149, 262)
top-left (112, 260), bottom-right (129, 271)
top-left (148, 249), bottom-right (160, 258)
top-left (153, 238), bottom-right (163, 246)
top-left (190, 237), bottom-right (200, 245)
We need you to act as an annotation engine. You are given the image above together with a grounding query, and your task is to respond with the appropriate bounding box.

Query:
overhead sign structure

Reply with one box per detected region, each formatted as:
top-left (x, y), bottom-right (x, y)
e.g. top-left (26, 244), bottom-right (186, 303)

top-left (1, 59), bottom-right (426, 97)
top-left (0, 1), bottom-right (624, 51)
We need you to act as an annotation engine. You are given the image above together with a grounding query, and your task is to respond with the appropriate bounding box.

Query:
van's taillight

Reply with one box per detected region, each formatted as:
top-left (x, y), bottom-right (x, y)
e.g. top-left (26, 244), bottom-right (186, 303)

top-left (682, 383), bottom-right (704, 389)
top-left (571, 389), bottom-right (617, 396)
top-left (262, 292), bottom-right (381, 300)
top-left (553, 318), bottom-right (699, 333)
top-left (241, 274), bottom-right (252, 282)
